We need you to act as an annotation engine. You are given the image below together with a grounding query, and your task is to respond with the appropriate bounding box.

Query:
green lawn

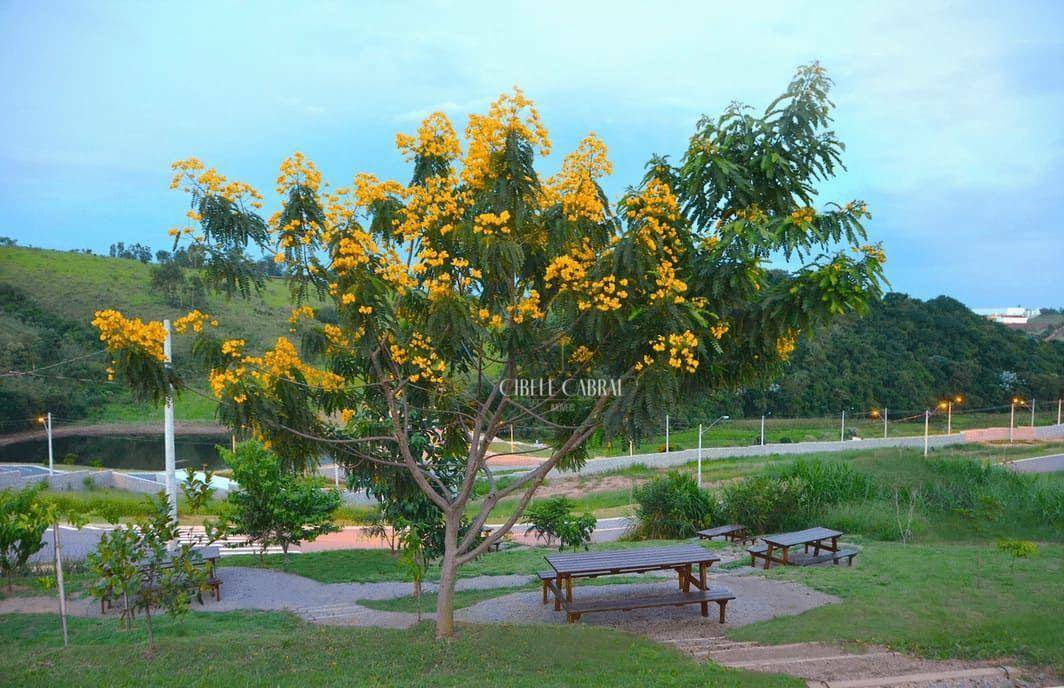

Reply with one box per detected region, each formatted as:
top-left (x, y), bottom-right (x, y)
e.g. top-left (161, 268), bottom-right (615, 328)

top-left (0, 612), bottom-right (798, 688)
top-left (731, 541), bottom-right (1064, 672)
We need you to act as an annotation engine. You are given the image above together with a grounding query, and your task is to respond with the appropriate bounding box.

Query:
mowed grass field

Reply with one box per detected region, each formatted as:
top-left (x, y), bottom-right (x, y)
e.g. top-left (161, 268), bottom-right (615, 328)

top-left (0, 612), bottom-right (798, 688)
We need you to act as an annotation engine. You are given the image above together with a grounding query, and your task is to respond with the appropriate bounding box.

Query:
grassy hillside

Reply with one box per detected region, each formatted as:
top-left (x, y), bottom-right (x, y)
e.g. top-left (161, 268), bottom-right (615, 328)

top-left (0, 246), bottom-right (297, 428)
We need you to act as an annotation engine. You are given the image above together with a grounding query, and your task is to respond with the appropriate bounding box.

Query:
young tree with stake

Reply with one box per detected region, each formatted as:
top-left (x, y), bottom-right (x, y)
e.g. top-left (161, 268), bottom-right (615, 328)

top-left (93, 64), bottom-right (885, 638)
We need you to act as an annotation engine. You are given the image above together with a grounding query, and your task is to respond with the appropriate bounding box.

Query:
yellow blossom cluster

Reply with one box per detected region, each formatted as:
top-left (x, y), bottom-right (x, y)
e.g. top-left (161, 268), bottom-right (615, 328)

top-left (375, 251), bottom-right (417, 294)
top-left (569, 345), bottom-right (594, 365)
top-left (638, 330), bottom-right (699, 373)
top-left (580, 275), bottom-right (628, 312)
top-left (221, 339), bottom-right (245, 358)
top-left (649, 259), bottom-right (687, 304)
top-left (351, 173), bottom-right (405, 211)
top-left (628, 179), bottom-right (683, 258)
top-left (332, 230), bottom-right (380, 274)
top-left (709, 322), bottom-right (730, 340)
top-left (339, 408), bottom-right (356, 425)
top-left (253, 337), bottom-right (344, 392)
top-left (843, 201), bottom-right (871, 218)
top-left (463, 88), bottom-right (551, 189)
top-left (775, 330), bottom-right (799, 360)
top-left (323, 324), bottom-right (350, 353)
top-left (789, 206), bottom-right (816, 224)
top-left (389, 332), bottom-right (446, 386)
top-left (288, 305), bottom-right (315, 328)
top-left (173, 310), bottom-right (217, 334)
top-left (855, 243), bottom-right (886, 264)
top-left (735, 205), bottom-right (768, 223)
top-left (473, 210), bottom-right (511, 236)
top-left (276, 152), bottom-right (323, 196)
top-left (508, 290), bottom-right (544, 324)
top-left (395, 174), bottom-right (463, 241)
top-left (92, 309), bottom-right (166, 362)
top-left (473, 306), bottom-right (504, 329)
top-left (546, 133), bottom-right (612, 222)
top-left (169, 158), bottom-right (264, 209)
top-left (395, 112), bottom-right (461, 162)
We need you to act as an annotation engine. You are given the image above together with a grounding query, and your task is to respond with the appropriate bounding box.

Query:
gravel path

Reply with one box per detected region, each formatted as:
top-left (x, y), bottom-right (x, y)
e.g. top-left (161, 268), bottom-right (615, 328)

top-left (456, 570), bottom-right (837, 635)
top-left (0, 564), bottom-right (835, 634)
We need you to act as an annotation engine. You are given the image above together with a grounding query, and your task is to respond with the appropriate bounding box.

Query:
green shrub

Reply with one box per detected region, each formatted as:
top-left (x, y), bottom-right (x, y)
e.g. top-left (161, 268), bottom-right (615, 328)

top-left (525, 497), bottom-right (596, 550)
top-left (633, 471), bottom-right (714, 539)
top-left (719, 459), bottom-right (875, 534)
top-left (719, 474), bottom-right (808, 534)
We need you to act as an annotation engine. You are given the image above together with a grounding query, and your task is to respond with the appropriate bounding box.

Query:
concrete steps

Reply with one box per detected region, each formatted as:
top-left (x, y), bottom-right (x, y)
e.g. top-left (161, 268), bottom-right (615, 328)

top-left (663, 637), bottom-right (1021, 688)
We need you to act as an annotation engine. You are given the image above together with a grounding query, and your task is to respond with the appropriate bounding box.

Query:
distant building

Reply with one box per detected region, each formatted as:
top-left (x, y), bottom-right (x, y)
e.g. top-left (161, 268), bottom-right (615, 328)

top-left (973, 307), bottom-right (1042, 325)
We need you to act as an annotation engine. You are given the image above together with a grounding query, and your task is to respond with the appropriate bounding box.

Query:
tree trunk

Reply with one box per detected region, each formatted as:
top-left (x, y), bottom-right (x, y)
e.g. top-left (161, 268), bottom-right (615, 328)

top-left (434, 513), bottom-right (460, 638)
top-left (143, 603), bottom-right (155, 652)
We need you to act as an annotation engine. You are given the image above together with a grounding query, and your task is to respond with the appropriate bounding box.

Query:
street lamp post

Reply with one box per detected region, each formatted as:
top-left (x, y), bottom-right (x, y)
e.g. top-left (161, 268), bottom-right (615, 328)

top-left (923, 409), bottom-right (930, 457)
top-left (697, 415), bottom-right (729, 487)
top-left (38, 413), bottom-right (54, 475)
top-left (939, 396), bottom-right (963, 435)
top-left (1009, 398), bottom-right (1020, 443)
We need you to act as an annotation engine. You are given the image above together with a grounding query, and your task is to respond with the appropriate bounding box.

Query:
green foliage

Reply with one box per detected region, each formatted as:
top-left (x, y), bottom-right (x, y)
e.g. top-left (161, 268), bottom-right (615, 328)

top-left (996, 538), bottom-right (1037, 559)
top-left (222, 441), bottom-right (341, 561)
top-left (87, 494), bottom-right (210, 651)
top-left (718, 459), bottom-right (873, 534)
top-left (632, 471), bottom-right (714, 539)
top-left (524, 497), bottom-right (596, 550)
top-left (0, 484), bottom-right (51, 589)
top-left (179, 465), bottom-right (216, 514)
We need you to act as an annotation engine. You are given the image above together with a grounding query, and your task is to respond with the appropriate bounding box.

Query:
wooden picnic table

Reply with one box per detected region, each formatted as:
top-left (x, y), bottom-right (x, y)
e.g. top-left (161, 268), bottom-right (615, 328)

top-left (543, 545), bottom-right (728, 623)
top-left (751, 527), bottom-right (843, 569)
top-left (697, 524), bottom-right (750, 543)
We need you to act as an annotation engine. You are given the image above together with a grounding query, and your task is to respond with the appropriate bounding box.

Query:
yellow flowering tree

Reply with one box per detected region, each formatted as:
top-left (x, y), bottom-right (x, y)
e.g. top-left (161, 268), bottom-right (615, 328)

top-left (94, 64), bottom-right (884, 638)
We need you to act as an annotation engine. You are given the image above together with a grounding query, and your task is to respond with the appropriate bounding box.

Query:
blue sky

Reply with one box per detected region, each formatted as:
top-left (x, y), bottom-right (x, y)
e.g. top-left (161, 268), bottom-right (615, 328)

top-left (1, 1), bottom-right (1061, 307)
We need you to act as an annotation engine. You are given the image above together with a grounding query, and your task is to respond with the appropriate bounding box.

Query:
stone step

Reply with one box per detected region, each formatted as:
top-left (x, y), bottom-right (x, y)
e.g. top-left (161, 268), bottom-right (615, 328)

top-left (707, 642), bottom-right (853, 663)
top-left (736, 652), bottom-right (1000, 683)
top-left (722, 651), bottom-right (895, 669)
top-left (806, 665), bottom-right (1017, 688)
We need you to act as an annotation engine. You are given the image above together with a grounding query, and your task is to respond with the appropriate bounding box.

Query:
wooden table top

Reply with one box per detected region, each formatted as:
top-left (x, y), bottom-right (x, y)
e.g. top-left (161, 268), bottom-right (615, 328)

top-left (761, 527), bottom-right (843, 548)
top-left (546, 545), bottom-right (719, 576)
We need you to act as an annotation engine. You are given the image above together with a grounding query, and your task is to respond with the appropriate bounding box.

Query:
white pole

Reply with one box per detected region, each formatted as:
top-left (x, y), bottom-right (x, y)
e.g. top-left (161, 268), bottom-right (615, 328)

top-left (333, 461), bottom-right (340, 488)
top-left (947, 402), bottom-right (952, 436)
top-left (923, 409), bottom-right (929, 457)
top-left (52, 523), bottom-right (68, 648)
top-left (1009, 402), bottom-right (1015, 443)
top-left (883, 407), bottom-right (888, 439)
top-left (46, 412), bottom-right (54, 475)
top-left (697, 424), bottom-right (703, 487)
top-left (1031, 398), bottom-right (1036, 427)
top-left (163, 320), bottom-right (177, 524)
top-left (760, 415), bottom-right (765, 446)
top-left (665, 414), bottom-right (669, 453)
top-left (840, 410), bottom-right (845, 442)
top-left (629, 439), bottom-right (633, 456)
top-left (509, 425), bottom-right (515, 453)
top-left (1058, 398), bottom-right (1062, 426)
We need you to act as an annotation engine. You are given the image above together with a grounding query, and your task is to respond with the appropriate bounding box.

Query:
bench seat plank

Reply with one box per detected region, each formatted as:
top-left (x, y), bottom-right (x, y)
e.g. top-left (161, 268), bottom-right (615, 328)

top-left (564, 588), bottom-right (735, 623)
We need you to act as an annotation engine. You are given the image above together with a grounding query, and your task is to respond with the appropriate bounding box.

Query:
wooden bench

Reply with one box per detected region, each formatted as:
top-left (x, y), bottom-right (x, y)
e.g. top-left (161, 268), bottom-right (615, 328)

top-left (697, 524), bottom-right (750, 544)
top-left (749, 544), bottom-right (859, 567)
top-left (563, 587), bottom-right (735, 624)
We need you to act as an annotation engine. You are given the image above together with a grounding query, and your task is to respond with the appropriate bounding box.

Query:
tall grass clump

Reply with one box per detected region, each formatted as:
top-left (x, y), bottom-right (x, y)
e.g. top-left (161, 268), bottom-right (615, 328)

top-left (919, 459), bottom-right (1064, 539)
top-left (719, 459), bottom-right (876, 534)
top-left (631, 471), bottom-right (716, 539)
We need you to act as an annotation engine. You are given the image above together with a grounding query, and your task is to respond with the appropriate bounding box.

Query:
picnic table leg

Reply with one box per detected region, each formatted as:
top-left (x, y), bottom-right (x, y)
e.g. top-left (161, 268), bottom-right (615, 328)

top-left (554, 575), bottom-right (563, 611)
top-left (831, 536), bottom-right (838, 552)
top-left (717, 599), bottom-right (728, 623)
top-left (813, 540), bottom-right (820, 556)
top-left (781, 546), bottom-right (790, 566)
top-left (565, 575), bottom-right (573, 607)
top-left (699, 563), bottom-right (708, 617)
top-left (764, 544), bottom-right (774, 569)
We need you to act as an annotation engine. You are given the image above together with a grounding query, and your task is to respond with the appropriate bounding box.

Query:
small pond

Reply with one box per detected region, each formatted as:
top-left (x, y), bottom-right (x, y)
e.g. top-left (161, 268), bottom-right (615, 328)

top-left (0, 433), bottom-right (230, 471)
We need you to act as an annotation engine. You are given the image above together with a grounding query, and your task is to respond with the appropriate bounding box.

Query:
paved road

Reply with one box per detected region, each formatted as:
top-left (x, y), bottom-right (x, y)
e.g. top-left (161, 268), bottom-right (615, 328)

top-left (1008, 453), bottom-right (1064, 474)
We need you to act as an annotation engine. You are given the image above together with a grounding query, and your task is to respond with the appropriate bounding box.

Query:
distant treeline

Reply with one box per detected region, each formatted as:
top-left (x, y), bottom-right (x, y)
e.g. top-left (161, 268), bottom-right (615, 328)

top-left (677, 293), bottom-right (1064, 422)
